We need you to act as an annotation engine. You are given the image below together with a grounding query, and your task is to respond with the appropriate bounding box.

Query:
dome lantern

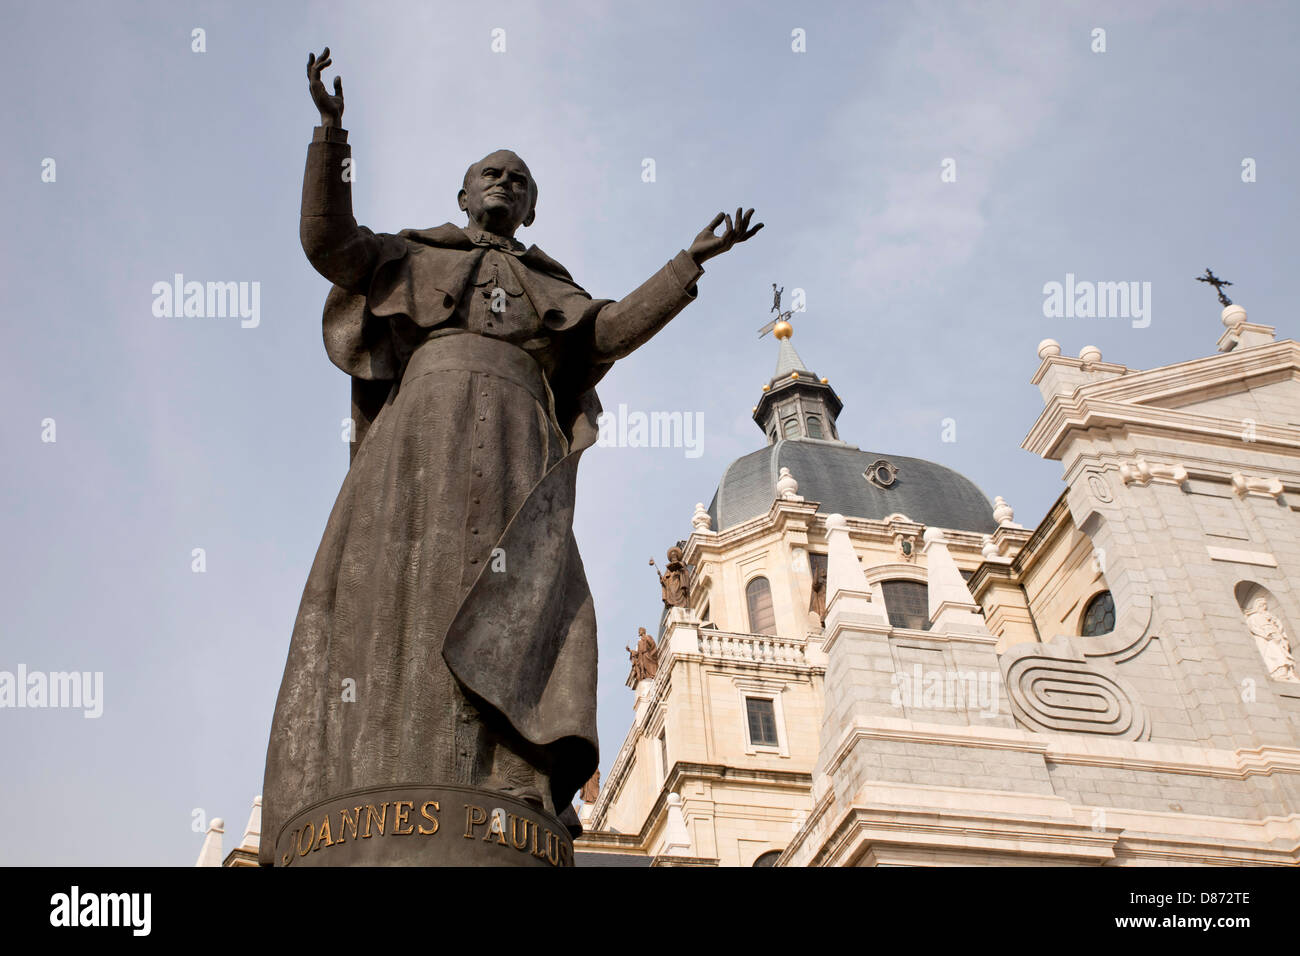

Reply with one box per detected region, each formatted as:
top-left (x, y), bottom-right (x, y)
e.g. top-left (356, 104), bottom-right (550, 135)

top-left (754, 317), bottom-right (843, 445)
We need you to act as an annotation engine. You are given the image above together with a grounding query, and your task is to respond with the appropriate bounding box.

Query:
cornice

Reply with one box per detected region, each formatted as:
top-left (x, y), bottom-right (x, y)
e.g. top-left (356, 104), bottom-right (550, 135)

top-left (686, 507), bottom-right (989, 571)
top-left (1072, 340), bottom-right (1299, 406)
top-left (685, 498), bottom-right (820, 564)
top-left (1024, 396), bottom-right (1300, 461)
top-left (1062, 449), bottom-right (1300, 493)
top-left (1024, 340), bottom-right (1300, 460)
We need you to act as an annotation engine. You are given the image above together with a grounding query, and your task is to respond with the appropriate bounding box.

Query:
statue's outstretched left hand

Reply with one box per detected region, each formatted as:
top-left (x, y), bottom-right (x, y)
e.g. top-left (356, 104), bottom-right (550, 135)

top-left (689, 208), bottom-right (763, 265)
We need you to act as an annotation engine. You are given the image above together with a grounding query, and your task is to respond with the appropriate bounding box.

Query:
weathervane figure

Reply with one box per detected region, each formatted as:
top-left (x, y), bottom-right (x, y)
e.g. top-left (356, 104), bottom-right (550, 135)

top-left (759, 283), bottom-right (794, 337)
top-left (1196, 268), bottom-right (1234, 307)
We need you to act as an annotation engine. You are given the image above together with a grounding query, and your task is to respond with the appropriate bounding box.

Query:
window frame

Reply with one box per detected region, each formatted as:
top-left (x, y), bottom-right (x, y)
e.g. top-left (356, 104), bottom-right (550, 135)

top-left (734, 678), bottom-right (790, 757)
top-left (744, 696), bottom-right (779, 748)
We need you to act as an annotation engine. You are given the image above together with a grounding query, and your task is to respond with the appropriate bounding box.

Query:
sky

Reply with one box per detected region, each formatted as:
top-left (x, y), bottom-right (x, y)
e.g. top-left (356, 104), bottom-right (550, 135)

top-left (1, 0), bottom-right (1297, 865)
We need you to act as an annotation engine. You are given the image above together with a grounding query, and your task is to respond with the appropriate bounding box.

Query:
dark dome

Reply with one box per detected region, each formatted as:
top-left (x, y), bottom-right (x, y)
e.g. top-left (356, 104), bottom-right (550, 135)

top-left (707, 440), bottom-right (996, 534)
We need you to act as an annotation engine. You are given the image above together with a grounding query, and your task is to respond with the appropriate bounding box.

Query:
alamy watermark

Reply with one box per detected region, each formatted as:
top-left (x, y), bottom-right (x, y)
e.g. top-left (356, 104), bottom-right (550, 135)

top-left (1042, 273), bottom-right (1150, 328)
top-left (0, 665), bottom-right (103, 718)
top-left (50, 886), bottom-right (150, 936)
top-left (152, 274), bottom-right (260, 328)
top-left (890, 665), bottom-right (1001, 719)
top-left (596, 403), bottom-right (704, 459)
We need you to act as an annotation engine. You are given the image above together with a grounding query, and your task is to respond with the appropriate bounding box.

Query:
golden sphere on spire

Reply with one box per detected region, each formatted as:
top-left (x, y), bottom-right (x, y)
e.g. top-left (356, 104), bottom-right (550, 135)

top-left (773, 320), bottom-right (793, 340)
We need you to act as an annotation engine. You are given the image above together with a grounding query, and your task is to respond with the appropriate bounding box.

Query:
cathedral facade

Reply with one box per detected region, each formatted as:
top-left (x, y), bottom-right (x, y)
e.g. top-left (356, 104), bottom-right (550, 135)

top-left (576, 302), bottom-right (1300, 866)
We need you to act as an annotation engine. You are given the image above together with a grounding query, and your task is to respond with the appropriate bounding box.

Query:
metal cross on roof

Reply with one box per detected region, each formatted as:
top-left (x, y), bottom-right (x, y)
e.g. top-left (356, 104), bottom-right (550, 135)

top-left (1196, 268), bottom-right (1234, 307)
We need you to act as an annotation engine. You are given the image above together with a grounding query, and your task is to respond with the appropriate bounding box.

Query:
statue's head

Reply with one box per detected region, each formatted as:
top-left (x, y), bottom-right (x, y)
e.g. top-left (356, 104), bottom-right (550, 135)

top-left (667, 546), bottom-right (683, 564)
top-left (1249, 596), bottom-right (1268, 612)
top-left (458, 149), bottom-right (537, 236)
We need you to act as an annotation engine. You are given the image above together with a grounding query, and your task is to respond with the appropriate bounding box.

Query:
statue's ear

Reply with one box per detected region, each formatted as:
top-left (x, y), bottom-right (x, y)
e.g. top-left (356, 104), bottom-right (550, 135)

top-left (457, 188), bottom-right (469, 213)
top-left (522, 204), bottom-right (536, 228)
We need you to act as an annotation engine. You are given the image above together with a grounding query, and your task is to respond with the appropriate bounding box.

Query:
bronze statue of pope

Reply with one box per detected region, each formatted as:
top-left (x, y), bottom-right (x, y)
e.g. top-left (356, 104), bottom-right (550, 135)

top-left (260, 48), bottom-right (761, 865)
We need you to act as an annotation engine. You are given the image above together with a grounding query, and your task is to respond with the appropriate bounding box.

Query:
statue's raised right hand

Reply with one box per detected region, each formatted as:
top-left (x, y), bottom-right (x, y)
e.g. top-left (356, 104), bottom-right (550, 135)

top-left (307, 47), bottom-right (344, 127)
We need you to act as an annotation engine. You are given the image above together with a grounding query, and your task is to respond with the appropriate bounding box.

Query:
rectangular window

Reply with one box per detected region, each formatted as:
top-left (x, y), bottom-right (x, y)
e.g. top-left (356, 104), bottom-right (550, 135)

top-left (746, 697), bottom-right (779, 748)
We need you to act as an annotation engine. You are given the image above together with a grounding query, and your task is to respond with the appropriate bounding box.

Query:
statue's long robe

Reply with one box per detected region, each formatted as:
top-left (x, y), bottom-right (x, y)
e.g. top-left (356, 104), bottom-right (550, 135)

top-left (261, 127), bottom-right (702, 864)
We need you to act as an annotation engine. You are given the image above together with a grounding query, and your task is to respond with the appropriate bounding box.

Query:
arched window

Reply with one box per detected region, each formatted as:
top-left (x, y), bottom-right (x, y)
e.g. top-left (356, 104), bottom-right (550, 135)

top-left (806, 416), bottom-right (823, 439)
top-left (781, 417), bottom-right (802, 439)
top-left (1080, 591), bottom-right (1115, 636)
top-left (746, 576), bottom-right (776, 633)
top-left (881, 579), bottom-right (929, 631)
top-left (752, 850), bottom-right (782, 867)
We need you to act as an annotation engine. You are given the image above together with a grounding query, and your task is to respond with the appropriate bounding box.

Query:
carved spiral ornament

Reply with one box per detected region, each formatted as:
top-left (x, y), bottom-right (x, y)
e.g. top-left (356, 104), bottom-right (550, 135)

top-left (1003, 650), bottom-right (1150, 740)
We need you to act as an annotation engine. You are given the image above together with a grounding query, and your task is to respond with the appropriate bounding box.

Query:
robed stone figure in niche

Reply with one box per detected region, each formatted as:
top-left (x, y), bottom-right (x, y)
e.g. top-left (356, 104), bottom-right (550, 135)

top-left (260, 49), bottom-right (762, 864)
top-left (1245, 596), bottom-right (1298, 682)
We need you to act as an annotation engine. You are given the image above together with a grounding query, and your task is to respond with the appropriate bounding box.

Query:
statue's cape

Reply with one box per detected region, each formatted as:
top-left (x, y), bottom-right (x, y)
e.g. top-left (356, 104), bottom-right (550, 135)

top-left (317, 223), bottom-right (608, 812)
top-left (322, 222), bottom-right (614, 458)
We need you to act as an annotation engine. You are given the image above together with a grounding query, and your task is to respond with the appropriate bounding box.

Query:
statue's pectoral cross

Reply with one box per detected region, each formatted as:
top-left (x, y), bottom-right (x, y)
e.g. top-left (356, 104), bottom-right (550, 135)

top-left (1196, 267), bottom-right (1234, 307)
top-left (480, 259), bottom-right (506, 315)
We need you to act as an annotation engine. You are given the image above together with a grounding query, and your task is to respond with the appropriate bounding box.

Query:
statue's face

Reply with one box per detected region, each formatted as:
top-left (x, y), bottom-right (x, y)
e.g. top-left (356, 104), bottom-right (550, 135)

top-left (459, 150), bottom-right (536, 234)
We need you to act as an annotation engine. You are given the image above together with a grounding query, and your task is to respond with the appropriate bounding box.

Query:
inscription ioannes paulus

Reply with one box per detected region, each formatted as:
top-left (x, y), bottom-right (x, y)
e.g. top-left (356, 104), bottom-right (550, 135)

top-left (279, 789), bottom-right (574, 868)
top-left (261, 46), bottom-right (762, 865)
